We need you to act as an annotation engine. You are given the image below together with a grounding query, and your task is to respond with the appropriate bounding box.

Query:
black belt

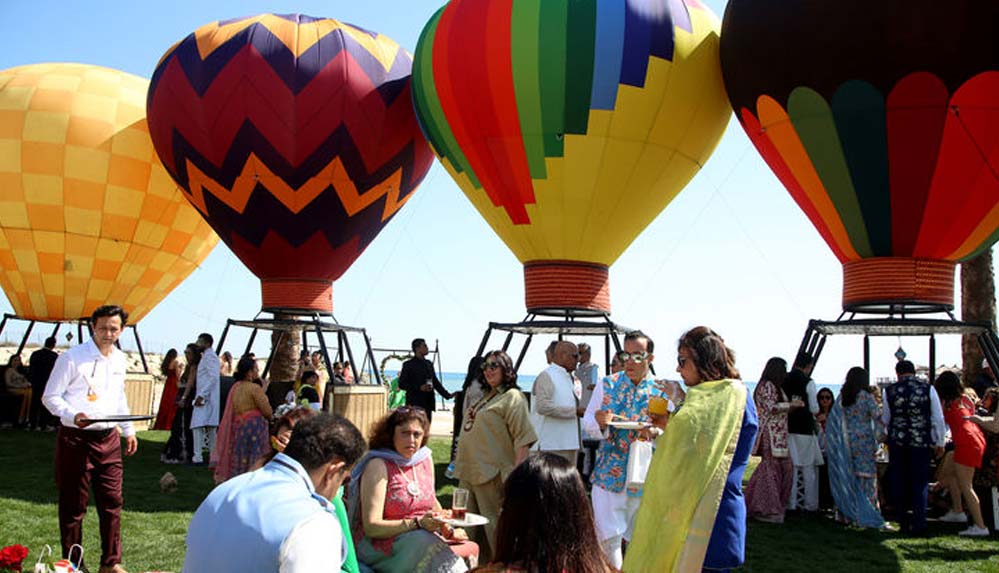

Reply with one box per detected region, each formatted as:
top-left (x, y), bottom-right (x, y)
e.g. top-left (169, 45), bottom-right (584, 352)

top-left (59, 425), bottom-right (117, 438)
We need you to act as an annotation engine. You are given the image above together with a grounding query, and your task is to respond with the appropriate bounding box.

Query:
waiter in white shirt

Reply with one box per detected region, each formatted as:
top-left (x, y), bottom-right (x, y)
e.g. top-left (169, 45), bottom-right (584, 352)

top-left (43, 305), bottom-right (136, 573)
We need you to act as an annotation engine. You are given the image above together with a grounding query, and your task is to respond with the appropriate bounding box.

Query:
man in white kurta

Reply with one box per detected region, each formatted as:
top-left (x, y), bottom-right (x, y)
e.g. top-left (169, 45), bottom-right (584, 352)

top-left (190, 332), bottom-right (220, 464)
top-left (530, 341), bottom-right (580, 463)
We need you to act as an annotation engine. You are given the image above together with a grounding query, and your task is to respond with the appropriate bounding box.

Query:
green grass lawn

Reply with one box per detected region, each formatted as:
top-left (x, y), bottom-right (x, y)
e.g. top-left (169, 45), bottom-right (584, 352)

top-left (0, 430), bottom-right (996, 572)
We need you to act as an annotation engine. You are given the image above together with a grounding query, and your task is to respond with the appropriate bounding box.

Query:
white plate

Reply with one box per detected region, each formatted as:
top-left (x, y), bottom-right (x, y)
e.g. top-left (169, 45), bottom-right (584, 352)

top-left (441, 512), bottom-right (489, 527)
top-left (606, 420), bottom-right (649, 430)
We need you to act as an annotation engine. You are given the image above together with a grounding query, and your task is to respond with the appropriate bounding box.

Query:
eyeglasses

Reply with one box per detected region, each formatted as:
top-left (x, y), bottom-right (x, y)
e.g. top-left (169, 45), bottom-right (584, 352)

top-left (481, 361), bottom-right (501, 371)
top-left (617, 351), bottom-right (650, 363)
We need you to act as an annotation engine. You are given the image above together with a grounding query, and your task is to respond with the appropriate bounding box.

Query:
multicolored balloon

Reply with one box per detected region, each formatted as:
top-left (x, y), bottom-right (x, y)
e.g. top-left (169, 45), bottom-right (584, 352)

top-left (413, 0), bottom-right (730, 314)
top-left (148, 14), bottom-right (433, 313)
top-left (721, 0), bottom-right (999, 312)
top-left (0, 63), bottom-right (219, 323)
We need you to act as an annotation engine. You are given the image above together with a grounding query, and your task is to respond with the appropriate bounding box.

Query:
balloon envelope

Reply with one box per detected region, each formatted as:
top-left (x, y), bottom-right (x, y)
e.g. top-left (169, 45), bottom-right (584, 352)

top-left (0, 63), bottom-right (219, 323)
top-left (721, 0), bottom-right (999, 311)
top-left (413, 0), bottom-right (730, 314)
top-left (147, 14), bottom-right (434, 314)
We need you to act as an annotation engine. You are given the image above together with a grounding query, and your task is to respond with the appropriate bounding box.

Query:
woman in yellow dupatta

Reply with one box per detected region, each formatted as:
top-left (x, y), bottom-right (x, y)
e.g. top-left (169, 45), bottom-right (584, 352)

top-left (624, 327), bottom-right (758, 573)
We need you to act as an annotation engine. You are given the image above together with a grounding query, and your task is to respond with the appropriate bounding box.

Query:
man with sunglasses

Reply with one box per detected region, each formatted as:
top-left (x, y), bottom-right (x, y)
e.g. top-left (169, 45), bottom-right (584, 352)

top-left (184, 413), bottom-right (366, 572)
top-left (582, 331), bottom-right (671, 568)
top-left (530, 341), bottom-right (581, 463)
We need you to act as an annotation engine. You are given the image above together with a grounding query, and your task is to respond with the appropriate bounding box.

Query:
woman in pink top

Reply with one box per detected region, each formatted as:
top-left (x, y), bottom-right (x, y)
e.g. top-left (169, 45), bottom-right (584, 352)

top-left (348, 406), bottom-right (477, 572)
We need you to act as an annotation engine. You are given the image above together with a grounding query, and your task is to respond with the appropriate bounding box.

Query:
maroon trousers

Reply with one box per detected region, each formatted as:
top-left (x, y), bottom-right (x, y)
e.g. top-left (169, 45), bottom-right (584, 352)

top-left (55, 426), bottom-right (123, 568)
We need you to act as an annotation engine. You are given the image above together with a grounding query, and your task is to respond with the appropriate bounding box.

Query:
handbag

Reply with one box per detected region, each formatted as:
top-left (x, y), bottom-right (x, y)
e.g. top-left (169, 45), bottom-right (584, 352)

top-left (626, 440), bottom-right (654, 489)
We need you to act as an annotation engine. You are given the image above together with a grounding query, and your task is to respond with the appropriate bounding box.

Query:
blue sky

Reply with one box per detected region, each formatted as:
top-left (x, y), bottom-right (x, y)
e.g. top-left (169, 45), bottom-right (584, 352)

top-left (0, 0), bottom-right (989, 384)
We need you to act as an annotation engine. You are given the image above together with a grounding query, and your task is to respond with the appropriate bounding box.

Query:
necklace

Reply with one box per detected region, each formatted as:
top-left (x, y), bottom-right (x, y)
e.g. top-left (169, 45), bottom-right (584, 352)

top-left (463, 389), bottom-right (498, 432)
top-left (394, 461), bottom-right (421, 497)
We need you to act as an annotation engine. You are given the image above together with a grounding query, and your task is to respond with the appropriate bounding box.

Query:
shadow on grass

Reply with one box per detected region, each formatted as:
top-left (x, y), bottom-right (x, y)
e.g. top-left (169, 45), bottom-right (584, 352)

top-left (741, 512), bottom-right (903, 572)
top-left (0, 429), bottom-right (216, 512)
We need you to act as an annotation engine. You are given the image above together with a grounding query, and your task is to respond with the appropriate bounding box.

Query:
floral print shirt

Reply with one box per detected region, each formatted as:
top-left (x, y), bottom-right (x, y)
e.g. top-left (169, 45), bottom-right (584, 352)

top-left (590, 371), bottom-right (664, 497)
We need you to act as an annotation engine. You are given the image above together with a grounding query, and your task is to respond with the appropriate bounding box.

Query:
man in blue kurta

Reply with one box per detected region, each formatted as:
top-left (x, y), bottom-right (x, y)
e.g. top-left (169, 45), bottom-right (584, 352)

top-left (184, 413), bottom-right (366, 572)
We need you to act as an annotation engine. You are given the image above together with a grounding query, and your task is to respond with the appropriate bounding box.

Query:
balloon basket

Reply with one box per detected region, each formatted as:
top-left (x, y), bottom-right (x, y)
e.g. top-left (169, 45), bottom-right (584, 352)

top-left (841, 258), bottom-right (956, 314)
top-left (473, 310), bottom-right (637, 376)
top-left (0, 313), bottom-right (151, 373)
top-left (523, 261), bottom-right (611, 315)
top-left (795, 310), bottom-right (999, 383)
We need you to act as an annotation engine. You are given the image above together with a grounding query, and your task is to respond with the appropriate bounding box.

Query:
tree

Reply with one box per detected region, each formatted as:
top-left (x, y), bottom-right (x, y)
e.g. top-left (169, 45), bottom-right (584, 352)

top-left (269, 319), bottom-right (302, 384)
top-left (961, 248), bottom-right (996, 382)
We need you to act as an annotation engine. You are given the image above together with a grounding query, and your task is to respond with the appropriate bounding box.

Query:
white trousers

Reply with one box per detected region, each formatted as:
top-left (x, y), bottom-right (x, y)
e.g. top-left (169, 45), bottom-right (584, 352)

top-left (192, 425), bottom-right (217, 463)
top-left (592, 485), bottom-right (642, 569)
top-left (789, 464), bottom-right (819, 511)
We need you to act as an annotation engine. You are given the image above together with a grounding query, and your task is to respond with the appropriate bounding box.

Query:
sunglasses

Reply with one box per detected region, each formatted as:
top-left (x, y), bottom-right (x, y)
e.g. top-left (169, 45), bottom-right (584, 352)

top-left (481, 361), bottom-right (502, 371)
top-left (617, 351), bottom-right (650, 363)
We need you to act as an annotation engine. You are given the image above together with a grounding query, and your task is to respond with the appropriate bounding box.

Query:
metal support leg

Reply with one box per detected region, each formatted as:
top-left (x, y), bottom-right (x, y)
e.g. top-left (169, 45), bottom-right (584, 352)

top-left (216, 321), bottom-right (232, 355)
top-left (604, 334), bottom-right (611, 375)
top-left (337, 331), bottom-right (348, 364)
top-left (514, 334), bottom-right (533, 373)
top-left (364, 331), bottom-right (381, 386)
top-left (132, 325), bottom-right (149, 373)
top-left (50, 323), bottom-right (60, 338)
top-left (929, 334), bottom-right (937, 383)
top-left (475, 327), bottom-right (493, 358)
top-left (863, 335), bottom-right (870, 373)
top-left (244, 327), bottom-right (258, 357)
top-left (343, 332), bottom-right (360, 385)
top-left (0, 314), bottom-right (10, 342)
top-left (263, 330), bottom-right (284, 380)
top-left (501, 331), bottom-right (514, 353)
top-left (77, 322), bottom-right (84, 345)
top-left (16, 320), bottom-right (35, 355)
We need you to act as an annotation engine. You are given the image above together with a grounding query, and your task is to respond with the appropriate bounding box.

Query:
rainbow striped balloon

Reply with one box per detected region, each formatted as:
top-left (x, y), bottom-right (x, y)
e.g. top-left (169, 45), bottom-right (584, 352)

top-left (413, 0), bottom-right (730, 314)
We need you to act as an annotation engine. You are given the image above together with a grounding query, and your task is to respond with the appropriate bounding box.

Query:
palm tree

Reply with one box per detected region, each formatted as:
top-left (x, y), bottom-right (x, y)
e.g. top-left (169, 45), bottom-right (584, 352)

top-left (961, 248), bottom-right (996, 381)
top-left (269, 317), bottom-right (302, 384)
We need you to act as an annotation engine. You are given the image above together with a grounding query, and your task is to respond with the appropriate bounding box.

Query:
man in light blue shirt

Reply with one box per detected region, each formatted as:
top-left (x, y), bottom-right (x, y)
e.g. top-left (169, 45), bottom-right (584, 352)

top-left (184, 413), bottom-right (366, 572)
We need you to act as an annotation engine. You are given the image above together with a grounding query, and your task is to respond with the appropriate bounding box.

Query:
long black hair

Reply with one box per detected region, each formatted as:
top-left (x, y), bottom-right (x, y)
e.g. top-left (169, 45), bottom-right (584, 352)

top-left (462, 355), bottom-right (484, 392)
top-left (234, 355), bottom-right (258, 383)
top-left (759, 357), bottom-right (787, 389)
top-left (840, 367), bottom-right (870, 408)
top-left (160, 348), bottom-right (178, 377)
top-left (492, 453), bottom-right (611, 573)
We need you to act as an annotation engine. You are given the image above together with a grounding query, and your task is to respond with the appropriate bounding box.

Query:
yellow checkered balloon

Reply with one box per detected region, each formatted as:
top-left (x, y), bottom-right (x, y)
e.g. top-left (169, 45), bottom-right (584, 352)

top-left (0, 63), bottom-right (219, 322)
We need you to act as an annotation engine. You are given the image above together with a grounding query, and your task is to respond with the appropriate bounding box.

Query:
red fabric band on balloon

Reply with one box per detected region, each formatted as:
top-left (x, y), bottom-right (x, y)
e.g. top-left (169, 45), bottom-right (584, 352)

top-left (523, 261), bottom-right (611, 314)
top-left (842, 258), bottom-right (955, 312)
top-left (260, 279), bottom-right (334, 314)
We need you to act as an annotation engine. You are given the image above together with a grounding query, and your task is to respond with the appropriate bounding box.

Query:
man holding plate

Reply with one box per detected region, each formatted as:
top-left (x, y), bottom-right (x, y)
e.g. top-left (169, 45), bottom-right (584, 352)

top-left (43, 304), bottom-right (137, 573)
top-left (581, 331), bottom-right (670, 569)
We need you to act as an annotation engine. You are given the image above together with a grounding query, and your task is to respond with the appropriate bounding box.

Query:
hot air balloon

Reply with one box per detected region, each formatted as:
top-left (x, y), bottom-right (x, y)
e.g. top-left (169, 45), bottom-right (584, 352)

top-left (147, 14), bottom-right (435, 397)
top-left (720, 0), bottom-right (999, 313)
top-left (0, 63), bottom-right (219, 327)
top-left (412, 0), bottom-right (730, 317)
top-left (147, 13), bottom-right (434, 315)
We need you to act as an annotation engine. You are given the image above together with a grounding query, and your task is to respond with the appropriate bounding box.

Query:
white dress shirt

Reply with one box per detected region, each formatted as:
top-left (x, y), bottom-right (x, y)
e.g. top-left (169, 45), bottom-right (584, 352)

top-left (42, 339), bottom-right (134, 436)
